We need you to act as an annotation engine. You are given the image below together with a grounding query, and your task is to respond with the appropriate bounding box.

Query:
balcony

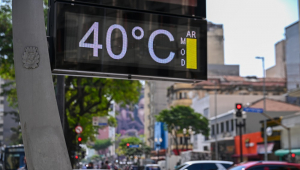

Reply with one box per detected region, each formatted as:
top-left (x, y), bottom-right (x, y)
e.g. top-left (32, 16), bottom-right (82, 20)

top-left (170, 98), bottom-right (192, 107)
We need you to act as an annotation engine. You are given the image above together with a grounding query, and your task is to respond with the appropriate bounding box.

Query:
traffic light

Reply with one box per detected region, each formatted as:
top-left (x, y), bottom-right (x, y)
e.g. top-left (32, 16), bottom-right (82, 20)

top-left (126, 143), bottom-right (130, 148)
top-left (291, 153), bottom-right (296, 158)
top-left (78, 137), bottom-right (82, 143)
top-left (75, 155), bottom-right (79, 159)
top-left (235, 103), bottom-right (243, 117)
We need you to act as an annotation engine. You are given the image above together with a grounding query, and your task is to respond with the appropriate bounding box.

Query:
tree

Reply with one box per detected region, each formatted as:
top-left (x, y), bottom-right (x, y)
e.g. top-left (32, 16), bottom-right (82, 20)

top-left (119, 137), bottom-right (152, 165)
top-left (92, 139), bottom-right (113, 155)
top-left (64, 77), bottom-right (141, 166)
top-left (155, 105), bottom-right (209, 154)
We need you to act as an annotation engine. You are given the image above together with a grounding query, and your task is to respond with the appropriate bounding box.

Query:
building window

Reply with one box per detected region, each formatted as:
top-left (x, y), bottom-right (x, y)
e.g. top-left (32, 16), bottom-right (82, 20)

top-left (221, 122), bottom-right (224, 133)
top-left (203, 146), bottom-right (208, 151)
top-left (226, 121), bottom-right (229, 132)
top-left (231, 119), bottom-right (234, 131)
top-left (211, 125), bottom-right (215, 135)
top-left (0, 100), bottom-right (3, 104)
top-left (179, 92), bottom-right (182, 99)
top-left (203, 108), bottom-right (209, 118)
top-left (216, 124), bottom-right (219, 134)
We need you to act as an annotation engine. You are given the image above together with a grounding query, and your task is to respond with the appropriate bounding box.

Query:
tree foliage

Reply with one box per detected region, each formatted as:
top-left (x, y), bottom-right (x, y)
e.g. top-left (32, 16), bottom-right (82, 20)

top-left (119, 137), bottom-right (151, 158)
top-left (92, 139), bottom-right (112, 152)
top-left (155, 105), bottom-right (209, 154)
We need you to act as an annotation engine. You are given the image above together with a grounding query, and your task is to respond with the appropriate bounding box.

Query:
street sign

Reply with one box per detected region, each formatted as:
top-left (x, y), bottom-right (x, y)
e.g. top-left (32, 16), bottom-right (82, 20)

top-left (266, 127), bottom-right (273, 136)
top-left (243, 107), bottom-right (263, 113)
top-left (75, 125), bottom-right (83, 134)
top-left (49, 2), bottom-right (207, 82)
top-left (92, 117), bottom-right (108, 126)
top-left (129, 145), bottom-right (140, 148)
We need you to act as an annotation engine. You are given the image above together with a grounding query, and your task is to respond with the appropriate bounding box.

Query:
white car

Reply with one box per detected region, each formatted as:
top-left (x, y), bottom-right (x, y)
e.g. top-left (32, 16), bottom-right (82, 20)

top-left (176, 161), bottom-right (234, 170)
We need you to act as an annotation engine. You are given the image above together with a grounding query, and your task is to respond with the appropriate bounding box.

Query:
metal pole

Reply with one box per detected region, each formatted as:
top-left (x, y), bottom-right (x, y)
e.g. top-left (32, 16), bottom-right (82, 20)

top-left (239, 123), bottom-right (243, 163)
top-left (12, 0), bottom-right (72, 169)
top-left (262, 57), bottom-right (268, 161)
top-left (214, 82), bottom-right (218, 160)
top-left (288, 128), bottom-right (291, 154)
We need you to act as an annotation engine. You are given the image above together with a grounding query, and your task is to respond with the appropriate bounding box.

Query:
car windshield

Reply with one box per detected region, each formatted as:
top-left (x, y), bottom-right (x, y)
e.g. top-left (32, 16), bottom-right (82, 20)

top-left (228, 166), bottom-right (246, 170)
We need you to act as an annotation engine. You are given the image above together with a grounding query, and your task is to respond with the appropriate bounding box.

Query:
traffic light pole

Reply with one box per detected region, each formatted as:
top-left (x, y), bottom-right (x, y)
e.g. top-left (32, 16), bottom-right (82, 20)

top-left (236, 121), bottom-right (245, 163)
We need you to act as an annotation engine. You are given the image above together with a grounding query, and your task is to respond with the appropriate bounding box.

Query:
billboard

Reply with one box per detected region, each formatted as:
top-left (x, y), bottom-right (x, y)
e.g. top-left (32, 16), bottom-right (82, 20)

top-left (115, 94), bottom-right (144, 137)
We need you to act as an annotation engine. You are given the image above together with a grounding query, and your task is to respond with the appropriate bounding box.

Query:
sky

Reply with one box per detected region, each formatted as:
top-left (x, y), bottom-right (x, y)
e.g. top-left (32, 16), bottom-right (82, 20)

top-left (207, 0), bottom-right (299, 77)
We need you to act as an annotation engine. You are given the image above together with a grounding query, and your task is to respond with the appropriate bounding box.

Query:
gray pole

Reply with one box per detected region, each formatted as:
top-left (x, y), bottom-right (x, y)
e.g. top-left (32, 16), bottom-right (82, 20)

top-left (12, 1), bottom-right (72, 170)
top-left (56, 75), bottom-right (65, 133)
top-left (262, 57), bottom-right (268, 161)
top-left (214, 82), bottom-right (218, 160)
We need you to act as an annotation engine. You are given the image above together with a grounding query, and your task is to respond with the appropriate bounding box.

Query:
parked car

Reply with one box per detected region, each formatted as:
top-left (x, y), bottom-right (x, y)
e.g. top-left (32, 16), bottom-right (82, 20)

top-left (144, 164), bottom-right (161, 170)
top-left (176, 160), bottom-right (234, 170)
top-left (228, 161), bottom-right (300, 170)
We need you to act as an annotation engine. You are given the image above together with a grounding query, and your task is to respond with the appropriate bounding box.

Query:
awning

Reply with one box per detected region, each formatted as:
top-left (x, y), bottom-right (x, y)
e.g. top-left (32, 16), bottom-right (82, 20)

top-left (275, 149), bottom-right (300, 157)
top-left (232, 154), bottom-right (261, 158)
top-left (257, 143), bottom-right (274, 154)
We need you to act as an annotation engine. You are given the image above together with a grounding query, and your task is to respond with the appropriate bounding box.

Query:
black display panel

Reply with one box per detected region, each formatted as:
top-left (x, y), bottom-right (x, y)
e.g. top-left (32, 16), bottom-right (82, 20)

top-left (52, 0), bottom-right (206, 19)
top-left (51, 2), bottom-right (207, 82)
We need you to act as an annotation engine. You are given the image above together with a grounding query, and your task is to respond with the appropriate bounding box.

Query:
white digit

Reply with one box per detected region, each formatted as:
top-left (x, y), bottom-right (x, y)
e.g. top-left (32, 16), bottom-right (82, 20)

top-left (106, 24), bottom-right (128, 60)
top-left (148, 29), bottom-right (175, 64)
top-left (79, 22), bottom-right (102, 57)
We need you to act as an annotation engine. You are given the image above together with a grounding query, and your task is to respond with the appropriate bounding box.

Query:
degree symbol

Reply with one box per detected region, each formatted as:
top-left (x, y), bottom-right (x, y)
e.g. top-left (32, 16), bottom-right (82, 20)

top-left (132, 26), bottom-right (144, 40)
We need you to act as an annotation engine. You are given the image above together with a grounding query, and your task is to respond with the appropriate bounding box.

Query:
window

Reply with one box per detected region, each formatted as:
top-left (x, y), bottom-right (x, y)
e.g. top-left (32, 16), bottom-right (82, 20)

top-left (221, 122), bottom-right (224, 133)
top-left (203, 108), bottom-right (209, 118)
top-left (226, 121), bottom-right (229, 132)
top-left (183, 92), bottom-right (187, 99)
top-left (202, 163), bottom-right (218, 170)
top-left (216, 124), bottom-right (219, 134)
top-left (203, 146), bottom-right (208, 151)
top-left (221, 163), bottom-right (233, 169)
top-left (231, 119), bottom-right (234, 131)
top-left (186, 164), bottom-right (202, 170)
top-left (179, 92), bottom-right (182, 99)
top-left (211, 125), bottom-right (215, 135)
top-left (176, 164), bottom-right (188, 170)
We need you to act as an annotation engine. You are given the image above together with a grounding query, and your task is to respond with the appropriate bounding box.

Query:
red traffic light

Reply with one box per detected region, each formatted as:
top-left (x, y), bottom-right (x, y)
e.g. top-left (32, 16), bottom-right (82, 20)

top-left (78, 137), bottom-right (82, 142)
top-left (126, 143), bottom-right (130, 147)
top-left (292, 153), bottom-right (296, 158)
top-left (75, 155), bottom-right (79, 159)
top-left (236, 103), bottom-right (242, 110)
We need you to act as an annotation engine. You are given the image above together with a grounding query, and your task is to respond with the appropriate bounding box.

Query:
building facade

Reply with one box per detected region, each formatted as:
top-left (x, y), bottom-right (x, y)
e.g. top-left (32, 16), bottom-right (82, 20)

top-left (266, 40), bottom-right (286, 78)
top-left (144, 81), bottom-right (173, 148)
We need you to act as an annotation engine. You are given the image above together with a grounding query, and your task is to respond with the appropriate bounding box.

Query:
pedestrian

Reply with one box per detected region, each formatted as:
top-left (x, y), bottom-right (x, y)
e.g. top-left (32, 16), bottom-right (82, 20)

top-left (102, 161), bottom-right (110, 169)
top-left (18, 157), bottom-right (27, 170)
top-left (87, 162), bottom-right (94, 169)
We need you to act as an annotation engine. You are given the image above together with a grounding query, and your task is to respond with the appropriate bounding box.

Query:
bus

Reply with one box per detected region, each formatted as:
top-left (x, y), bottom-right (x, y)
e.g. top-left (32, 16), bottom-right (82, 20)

top-left (0, 145), bottom-right (25, 170)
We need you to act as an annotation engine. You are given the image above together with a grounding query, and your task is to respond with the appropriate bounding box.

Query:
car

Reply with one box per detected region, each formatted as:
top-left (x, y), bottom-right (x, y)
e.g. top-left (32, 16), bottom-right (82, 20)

top-left (144, 164), bottom-right (161, 170)
top-left (176, 160), bottom-right (234, 170)
top-left (228, 161), bottom-right (300, 170)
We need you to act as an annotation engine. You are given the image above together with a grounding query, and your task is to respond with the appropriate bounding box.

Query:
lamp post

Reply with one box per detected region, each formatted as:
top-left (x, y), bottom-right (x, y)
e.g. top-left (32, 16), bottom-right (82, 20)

top-left (155, 137), bottom-right (162, 163)
top-left (256, 56), bottom-right (267, 161)
top-left (183, 127), bottom-right (194, 150)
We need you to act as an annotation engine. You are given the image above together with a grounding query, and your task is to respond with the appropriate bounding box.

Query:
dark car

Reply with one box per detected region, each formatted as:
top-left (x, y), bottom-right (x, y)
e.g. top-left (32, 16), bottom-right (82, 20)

top-left (229, 161), bottom-right (300, 170)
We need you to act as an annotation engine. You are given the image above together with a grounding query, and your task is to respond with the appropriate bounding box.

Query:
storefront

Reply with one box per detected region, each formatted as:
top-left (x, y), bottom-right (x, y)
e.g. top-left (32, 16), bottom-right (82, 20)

top-left (233, 132), bottom-right (264, 163)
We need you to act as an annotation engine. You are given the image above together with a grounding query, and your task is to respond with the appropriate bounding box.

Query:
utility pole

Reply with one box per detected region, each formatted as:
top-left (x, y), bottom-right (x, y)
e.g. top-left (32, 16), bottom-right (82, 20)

top-left (256, 56), bottom-right (267, 161)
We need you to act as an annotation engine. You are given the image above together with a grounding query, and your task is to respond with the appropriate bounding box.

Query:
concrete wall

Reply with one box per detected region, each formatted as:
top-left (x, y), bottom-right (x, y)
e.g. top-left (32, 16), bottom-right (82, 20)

top-left (207, 22), bottom-right (224, 65)
top-left (266, 40), bottom-right (286, 78)
top-left (208, 64), bottom-right (240, 76)
top-left (286, 22), bottom-right (300, 91)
